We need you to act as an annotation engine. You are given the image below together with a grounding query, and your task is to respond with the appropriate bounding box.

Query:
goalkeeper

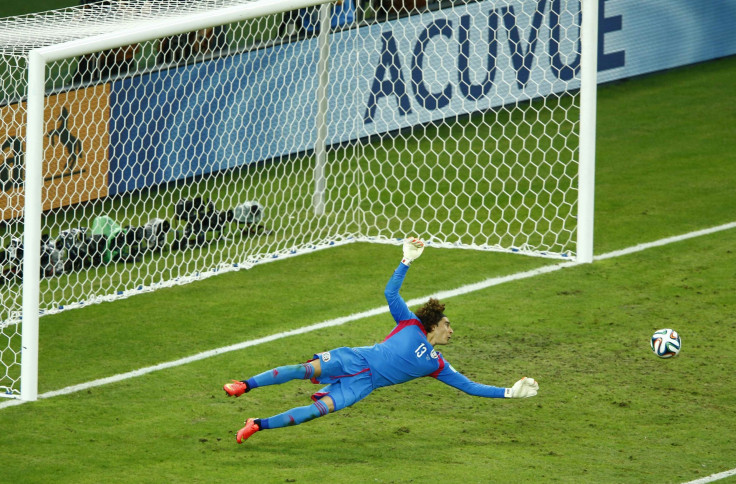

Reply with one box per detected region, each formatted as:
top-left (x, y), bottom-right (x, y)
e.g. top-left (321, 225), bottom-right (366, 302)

top-left (224, 238), bottom-right (539, 443)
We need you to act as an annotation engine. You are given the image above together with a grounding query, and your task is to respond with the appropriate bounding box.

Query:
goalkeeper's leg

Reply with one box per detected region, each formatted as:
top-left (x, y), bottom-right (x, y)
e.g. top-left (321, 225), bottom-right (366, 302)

top-left (233, 370), bottom-right (372, 443)
top-left (235, 397), bottom-right (334, 443)
top-left (224, 361), bottom-right (319, 397)
top-left (258, 398), bottom-right (332, 430)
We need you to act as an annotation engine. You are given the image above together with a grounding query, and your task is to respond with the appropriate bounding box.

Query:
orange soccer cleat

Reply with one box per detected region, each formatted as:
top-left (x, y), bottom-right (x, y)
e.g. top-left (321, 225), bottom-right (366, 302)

top-left (223, 380), bottom-right (248, 397)
top-left (236, 418), bottom-right (260, 444)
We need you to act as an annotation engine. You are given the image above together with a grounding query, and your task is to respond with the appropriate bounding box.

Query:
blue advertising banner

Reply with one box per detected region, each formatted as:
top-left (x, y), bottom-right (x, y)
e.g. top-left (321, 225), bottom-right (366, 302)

top-left (108, 0), bottom-right (736, 196)
top-left (109, 40), bottom-right (321, 194)
top-left (595, 0), bottom-right (736, 82)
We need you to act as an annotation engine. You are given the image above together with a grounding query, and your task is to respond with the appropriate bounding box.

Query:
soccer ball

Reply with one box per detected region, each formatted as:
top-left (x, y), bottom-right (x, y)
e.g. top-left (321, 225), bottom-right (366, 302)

top-left (650, 328), bottom-right (681, 358)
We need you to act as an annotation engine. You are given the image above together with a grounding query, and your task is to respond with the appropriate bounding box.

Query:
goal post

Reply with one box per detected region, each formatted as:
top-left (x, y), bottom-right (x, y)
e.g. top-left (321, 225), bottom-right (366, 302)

top-left (19, 51), bottom-right (46, 403)
top-left (577, 0), bottom-right (597, 264)
top-left (1, 0), bottom-right (596, 401)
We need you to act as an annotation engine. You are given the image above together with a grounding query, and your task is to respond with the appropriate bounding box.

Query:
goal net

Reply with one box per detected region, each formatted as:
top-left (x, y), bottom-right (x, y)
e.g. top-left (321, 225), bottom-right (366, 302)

top-left (0, 0), bottom-right (595, 399)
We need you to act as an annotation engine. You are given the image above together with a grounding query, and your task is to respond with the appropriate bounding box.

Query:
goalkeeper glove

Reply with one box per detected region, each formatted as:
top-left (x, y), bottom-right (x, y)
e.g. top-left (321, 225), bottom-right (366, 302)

top-left (402, 237), bottom-right (425, 265)
top-left (504, 377), bottom-right (539, 398)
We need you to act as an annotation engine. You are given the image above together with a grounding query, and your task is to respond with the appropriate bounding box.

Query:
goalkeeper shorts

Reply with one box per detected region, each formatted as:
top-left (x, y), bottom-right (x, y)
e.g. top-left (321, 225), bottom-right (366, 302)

top-left (309, 347), bottom-right (374, 411)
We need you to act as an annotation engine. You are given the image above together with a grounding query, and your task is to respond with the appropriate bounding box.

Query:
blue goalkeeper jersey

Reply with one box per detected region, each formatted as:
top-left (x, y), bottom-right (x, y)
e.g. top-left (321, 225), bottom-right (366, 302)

top-left (352, 262), bottom-right (506, 399)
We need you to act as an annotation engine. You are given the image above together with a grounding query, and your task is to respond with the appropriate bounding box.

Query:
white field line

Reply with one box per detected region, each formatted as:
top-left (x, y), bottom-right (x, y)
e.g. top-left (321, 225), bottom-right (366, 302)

top-left (594, 222), bottom-right (736, 260)
top-left (1, 221), bottom-right (735, 413)
top-left (683, 468), bottom-right (736, 484)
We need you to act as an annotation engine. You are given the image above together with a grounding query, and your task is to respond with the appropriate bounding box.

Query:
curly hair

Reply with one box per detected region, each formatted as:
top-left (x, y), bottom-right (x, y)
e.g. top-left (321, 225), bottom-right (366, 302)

top-left (415, 298), bottom-right (446, 333)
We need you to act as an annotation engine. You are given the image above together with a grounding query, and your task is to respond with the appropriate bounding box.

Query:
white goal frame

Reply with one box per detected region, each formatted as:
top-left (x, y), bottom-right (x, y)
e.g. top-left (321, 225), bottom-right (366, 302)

top-left (10, 0), bottom-right (597, 402)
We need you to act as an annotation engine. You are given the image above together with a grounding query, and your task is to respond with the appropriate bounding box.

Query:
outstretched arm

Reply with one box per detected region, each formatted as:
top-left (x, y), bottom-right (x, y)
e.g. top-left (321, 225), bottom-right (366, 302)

top-left (385, 263), bottom-right (414, 324)
top-left (434, 363), bottom-right (538, 398)
top-left (384, 238), bottom-right (425, 324)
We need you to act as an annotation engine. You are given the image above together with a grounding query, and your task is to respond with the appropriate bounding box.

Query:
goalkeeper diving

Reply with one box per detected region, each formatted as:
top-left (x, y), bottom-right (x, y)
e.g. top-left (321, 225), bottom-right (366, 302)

top-left (224, 238), bottom-right (539, 443)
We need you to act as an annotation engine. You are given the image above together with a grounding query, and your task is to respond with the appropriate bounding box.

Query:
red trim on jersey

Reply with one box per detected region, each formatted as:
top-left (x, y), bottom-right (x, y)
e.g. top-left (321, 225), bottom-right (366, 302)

top-left (428, 355), bottom-right (446, 378)
top-left (306, 356), bottom-right (371, 384)
top-left (383, 319), bottom-right (427, 341)
top-left (310, 391), bottom-right (329, 402)
top-left (328, 367), bottom-right (371, 380)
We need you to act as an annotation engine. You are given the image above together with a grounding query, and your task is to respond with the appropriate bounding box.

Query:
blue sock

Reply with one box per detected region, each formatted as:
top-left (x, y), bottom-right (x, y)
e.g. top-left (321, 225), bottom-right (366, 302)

top-left (258, 400), bottom-right (330, 430)
top-left (246, 363), bottom-right (315, 390)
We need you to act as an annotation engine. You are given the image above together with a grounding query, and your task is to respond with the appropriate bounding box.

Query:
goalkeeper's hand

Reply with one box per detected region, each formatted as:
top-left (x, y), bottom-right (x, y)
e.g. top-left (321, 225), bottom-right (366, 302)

top-left (402, 237), bottom-right (425, 265)
top-left (505, 377), bottom-right (539, 398)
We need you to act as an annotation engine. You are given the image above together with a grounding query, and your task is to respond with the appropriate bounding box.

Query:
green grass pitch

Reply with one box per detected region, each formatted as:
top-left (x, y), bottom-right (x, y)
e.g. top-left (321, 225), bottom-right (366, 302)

top-left (1, 4), bottom-right (735, 481)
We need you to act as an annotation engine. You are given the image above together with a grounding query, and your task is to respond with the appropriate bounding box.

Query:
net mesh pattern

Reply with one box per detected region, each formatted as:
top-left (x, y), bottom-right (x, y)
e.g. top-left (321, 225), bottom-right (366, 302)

top-left (1, 0), bottom-right (582, 396)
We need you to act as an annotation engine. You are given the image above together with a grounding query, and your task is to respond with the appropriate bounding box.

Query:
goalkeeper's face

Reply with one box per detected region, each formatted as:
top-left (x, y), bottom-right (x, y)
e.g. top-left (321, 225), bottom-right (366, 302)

top-left (431, 317), bottom-right (453, 345)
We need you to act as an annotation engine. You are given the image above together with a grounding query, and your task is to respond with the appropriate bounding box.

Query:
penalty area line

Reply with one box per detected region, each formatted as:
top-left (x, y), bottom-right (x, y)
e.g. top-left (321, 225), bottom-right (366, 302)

top-left (1, 221), bottom-right (735, 413)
